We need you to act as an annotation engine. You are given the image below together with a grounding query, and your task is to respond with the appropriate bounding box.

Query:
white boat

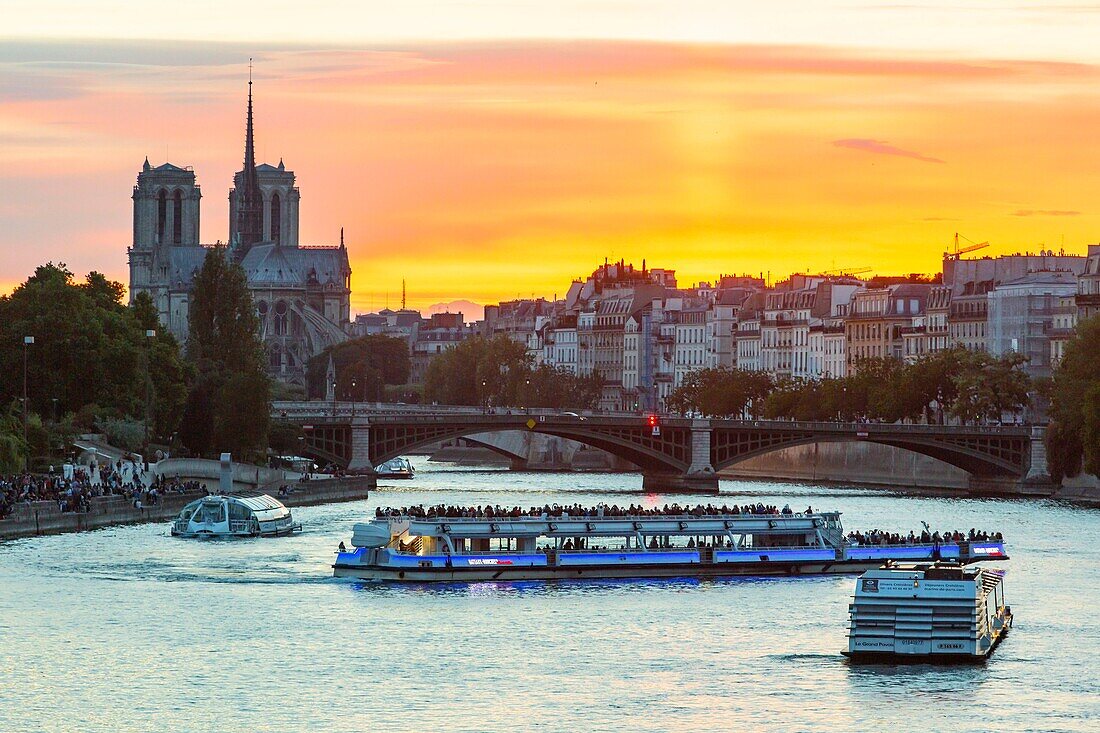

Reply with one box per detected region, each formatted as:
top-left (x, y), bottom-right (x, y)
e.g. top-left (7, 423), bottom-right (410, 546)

top-left (333, 508), bottom-right (1008, 582)
top-left (843, 562), bottom-right (1012, 664)
top-left (171, 493), bottom-right (302, 538)
top-left (376, 457), bottom-right (415, 479)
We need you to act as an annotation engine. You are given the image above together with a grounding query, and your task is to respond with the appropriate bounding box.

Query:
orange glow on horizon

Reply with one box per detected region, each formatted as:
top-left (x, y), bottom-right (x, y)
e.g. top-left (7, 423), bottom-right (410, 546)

top-left (1, 40), bottom-right (1098, 314)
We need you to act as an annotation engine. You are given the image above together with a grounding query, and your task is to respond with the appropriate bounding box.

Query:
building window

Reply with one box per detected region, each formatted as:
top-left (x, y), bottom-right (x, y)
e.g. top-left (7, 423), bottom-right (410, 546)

top-left (156, 189), bottom-right (167, 243)
top-left (173, 189), bottom-right (183, 244)
top-left (270, 192), bottom-right (281, 244)
top-left (274, 300), bottom-right (288, 335)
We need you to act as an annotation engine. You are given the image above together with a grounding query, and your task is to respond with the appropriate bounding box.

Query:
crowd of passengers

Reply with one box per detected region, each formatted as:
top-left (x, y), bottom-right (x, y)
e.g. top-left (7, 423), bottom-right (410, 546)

top-left (847, 528), bottom-right (1004, 546)
top-left (0, 463), bottom-right (204, 520)
top-left (376, 502), bottom-right (818, 520)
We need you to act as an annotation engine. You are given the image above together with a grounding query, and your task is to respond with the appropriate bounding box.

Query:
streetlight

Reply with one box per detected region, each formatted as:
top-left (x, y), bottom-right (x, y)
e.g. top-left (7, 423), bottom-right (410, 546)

top-left (481, 379), bottom-right (488, 413)
top-left (22, 336), bottom-right (33, 471)
top-left (351, 379), bottom-right (357, 420)
top-left (332, 380), bottom-right (338, 417)
top-left (525, 377), bottom-right (531, 414)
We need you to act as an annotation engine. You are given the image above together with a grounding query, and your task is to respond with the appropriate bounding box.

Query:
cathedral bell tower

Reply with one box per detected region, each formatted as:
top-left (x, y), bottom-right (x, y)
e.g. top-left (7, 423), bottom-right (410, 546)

top-left (128, 157), bottom-right (201, 303)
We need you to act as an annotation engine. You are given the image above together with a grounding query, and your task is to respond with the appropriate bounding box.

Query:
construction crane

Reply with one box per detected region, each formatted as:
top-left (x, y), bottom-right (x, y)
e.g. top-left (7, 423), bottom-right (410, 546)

top-left (945, 232), bottom-right (989, 260)
top-left (820, 266), bottom-right (871, 277)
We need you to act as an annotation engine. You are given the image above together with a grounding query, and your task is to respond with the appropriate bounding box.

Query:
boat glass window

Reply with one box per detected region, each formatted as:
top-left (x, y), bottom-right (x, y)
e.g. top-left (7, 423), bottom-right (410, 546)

top-left (199, 503), bottom-right (225, 524)
top-left (228, 502), bottom-right (252, 521)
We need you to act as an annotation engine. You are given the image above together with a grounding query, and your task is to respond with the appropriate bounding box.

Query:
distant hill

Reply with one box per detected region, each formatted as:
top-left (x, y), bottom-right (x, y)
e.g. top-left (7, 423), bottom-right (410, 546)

top-left (427, 299), bottom-right (483, 320)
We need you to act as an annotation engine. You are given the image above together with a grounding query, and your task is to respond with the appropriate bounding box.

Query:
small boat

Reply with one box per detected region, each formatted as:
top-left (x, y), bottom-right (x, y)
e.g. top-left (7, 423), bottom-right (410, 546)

top-left (843, 561), bottom-right (1012, 664)
top-left (171, 493), bottom-right (302, 538)
top-left (332, 508), bottom-right (1007, 582)
top-left (376, 457), bottom-right (415, 479)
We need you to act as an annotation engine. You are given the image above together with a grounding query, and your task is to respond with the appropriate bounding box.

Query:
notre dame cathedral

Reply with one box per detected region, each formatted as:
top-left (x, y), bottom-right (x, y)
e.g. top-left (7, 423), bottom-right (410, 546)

top-left (128, 81), bottom-right (352, 386)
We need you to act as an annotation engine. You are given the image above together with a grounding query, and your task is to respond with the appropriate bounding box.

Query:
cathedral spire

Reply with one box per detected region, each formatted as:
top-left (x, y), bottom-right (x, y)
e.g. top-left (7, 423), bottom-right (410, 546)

top-left (233, 60), bottom-right (265, 258)
top-left (243, 64), bottom-right (257, 181)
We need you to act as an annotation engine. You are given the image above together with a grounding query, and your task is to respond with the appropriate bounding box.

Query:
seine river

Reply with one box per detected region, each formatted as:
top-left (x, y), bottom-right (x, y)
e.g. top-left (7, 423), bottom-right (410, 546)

top-left (2, 463), bottom-right (1098, 733)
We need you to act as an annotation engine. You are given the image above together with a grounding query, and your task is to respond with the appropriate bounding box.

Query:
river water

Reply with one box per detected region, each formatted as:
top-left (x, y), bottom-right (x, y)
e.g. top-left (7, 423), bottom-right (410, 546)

top-left (1, 463), bottom-right (1098, 733)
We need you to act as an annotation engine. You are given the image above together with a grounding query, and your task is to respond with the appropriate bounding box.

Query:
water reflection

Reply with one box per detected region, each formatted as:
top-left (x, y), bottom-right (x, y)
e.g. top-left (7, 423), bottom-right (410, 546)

top-left (1, 463), bottom-right (1097, 733)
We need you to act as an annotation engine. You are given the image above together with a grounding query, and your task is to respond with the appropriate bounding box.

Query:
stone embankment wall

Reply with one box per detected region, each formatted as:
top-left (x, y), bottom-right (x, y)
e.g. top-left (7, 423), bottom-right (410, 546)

top-left (0, 477), bottom-right (372, 541)
top-left (1054, 473), bottom-right (1100, 505)
top-left (154, 457), bottom-right (297, 491)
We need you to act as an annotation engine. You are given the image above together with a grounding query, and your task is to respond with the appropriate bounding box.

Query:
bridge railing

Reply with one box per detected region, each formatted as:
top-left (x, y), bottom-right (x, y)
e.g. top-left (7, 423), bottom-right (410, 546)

top-left (273, 401), bottom-right (1033, 436)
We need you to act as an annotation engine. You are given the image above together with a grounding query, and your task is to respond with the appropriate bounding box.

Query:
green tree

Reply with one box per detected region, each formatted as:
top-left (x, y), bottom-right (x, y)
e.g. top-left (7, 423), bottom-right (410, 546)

top-left (0, 263), bottom-right (189, 453)
top-left (131, 291), bottom-right (190, 439)
top-left (845, 357), bottom-right (908, 421)
top-left (901, 347), bottom-right (968, 423)
top-left (666, 368), bottom-right (774, 418)
top-left (307, 335), bottom-right (410, 400)
top-left (424, 335), bottom-right (529, 406)
top-left (422, 336), bottom-right (597, 409)
top-left (1047, 315), bottom-right (1100, 479)
top-left (0, 401), bottom-right (28, 473)
top-left (950, 352), bottom-right (1031, 424)
top-left (181, 247), bottom-right (270, 460)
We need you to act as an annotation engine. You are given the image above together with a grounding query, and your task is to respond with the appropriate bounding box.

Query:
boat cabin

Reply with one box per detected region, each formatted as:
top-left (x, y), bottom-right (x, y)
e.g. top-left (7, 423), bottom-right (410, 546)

top-left (171, 493), bottom-right (302, 538)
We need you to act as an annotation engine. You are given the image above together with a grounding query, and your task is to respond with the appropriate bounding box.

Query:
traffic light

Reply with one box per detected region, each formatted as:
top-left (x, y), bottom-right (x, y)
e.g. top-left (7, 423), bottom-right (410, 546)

top-left (647, 413), bottom-right (659, 428)
top-left (647, 413), bottom-right (660, 436)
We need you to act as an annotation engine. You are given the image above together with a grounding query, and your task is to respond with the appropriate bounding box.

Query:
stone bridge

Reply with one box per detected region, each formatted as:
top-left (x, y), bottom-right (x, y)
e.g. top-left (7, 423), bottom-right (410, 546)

top-left (273, 402), bottom-right (1049, 494)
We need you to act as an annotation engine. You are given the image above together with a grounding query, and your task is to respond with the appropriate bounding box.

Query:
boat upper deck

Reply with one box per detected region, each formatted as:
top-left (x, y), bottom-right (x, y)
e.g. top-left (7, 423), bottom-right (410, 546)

top-left (374, 502), bottom-right (841, 538)
top-left (379, 512), bottom-right (842, 539)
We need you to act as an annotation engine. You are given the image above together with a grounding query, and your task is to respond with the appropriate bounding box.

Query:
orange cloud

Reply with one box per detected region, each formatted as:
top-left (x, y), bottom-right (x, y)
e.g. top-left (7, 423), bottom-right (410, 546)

top-left (1, 39), bottom-right (1099, 312)
top-left (833, 138), bottom-right (944, 164)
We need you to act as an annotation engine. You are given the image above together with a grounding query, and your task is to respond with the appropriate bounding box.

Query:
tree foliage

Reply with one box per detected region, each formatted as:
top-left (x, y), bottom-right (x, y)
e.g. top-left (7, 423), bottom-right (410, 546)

top-left (0, 401), bottom-right (28, 473)
top-left (306, 335), bottom-right (411, 400)
top-left (179, 247), bottom-right (270, 460)
top-left (668, 351), bottom-right (1031, 425)
top-left (949, 351), bottom-right (1031, 424)
top-left (0, 263), bottom-right (189, 454)
top-left (423, 335), bottom-right (599, 409)
top-left (1047, 315), bottom-right (1100, 479)
top-left (667, 368), bottom-right (774, 417)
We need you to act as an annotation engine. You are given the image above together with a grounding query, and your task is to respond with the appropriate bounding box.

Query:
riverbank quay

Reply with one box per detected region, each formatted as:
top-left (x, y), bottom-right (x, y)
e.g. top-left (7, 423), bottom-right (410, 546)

top-left (0, 476), bottom-right (372, 540)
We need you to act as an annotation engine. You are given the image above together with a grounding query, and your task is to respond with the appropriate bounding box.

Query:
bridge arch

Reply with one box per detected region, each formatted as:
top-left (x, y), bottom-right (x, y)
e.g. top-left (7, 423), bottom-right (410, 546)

top-left (710, 430), bottom-right (1028, 478)
top-left (368, 422), bottom-right (686, 475)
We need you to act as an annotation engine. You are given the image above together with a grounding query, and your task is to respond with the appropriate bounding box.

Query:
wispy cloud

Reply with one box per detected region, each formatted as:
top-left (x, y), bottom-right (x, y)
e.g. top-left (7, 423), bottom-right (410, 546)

top-left (1011, 209), bottom-right (1081, 216)
top-left (833, 138), bottom-right (944, 163)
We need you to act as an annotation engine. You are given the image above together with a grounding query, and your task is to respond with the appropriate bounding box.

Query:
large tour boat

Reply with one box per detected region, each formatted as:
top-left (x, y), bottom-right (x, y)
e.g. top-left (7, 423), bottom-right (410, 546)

top-left (844, 562), bottom-right (1012, 663)
top-left (332, 506), bottom-right (1007, 582)
top-left (171, 493), bottom-right (302, 538)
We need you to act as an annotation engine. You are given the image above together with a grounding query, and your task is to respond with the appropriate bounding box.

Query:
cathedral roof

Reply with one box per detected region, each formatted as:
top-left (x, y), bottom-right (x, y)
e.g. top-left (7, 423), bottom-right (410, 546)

top-left (165, 246), bottom-right (210, 288)
top-left (240, 243), bottom-right (349, 288)
top-left (153, 162), bottom-right (189, 172)
top-left (161, 244), bottom-right (349, 292)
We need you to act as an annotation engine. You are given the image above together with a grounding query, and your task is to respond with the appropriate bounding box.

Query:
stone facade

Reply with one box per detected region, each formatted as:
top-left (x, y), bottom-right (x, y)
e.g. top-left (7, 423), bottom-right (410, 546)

top-left (128, 86), bottom-right (351, 386)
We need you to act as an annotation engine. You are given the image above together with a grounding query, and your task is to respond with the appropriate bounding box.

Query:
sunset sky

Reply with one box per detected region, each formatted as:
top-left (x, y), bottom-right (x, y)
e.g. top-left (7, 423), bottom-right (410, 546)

top-left (2, 2), bottom-right (1099, 315)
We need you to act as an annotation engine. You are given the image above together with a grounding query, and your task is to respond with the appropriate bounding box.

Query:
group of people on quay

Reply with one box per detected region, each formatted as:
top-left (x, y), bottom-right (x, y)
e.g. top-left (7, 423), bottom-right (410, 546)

top-left (0, 463), bottom-right (205, 520)
top-left (846, 528), bottom-right (1004, 546)
top-left (375, 502), bottom-right (817, 520)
